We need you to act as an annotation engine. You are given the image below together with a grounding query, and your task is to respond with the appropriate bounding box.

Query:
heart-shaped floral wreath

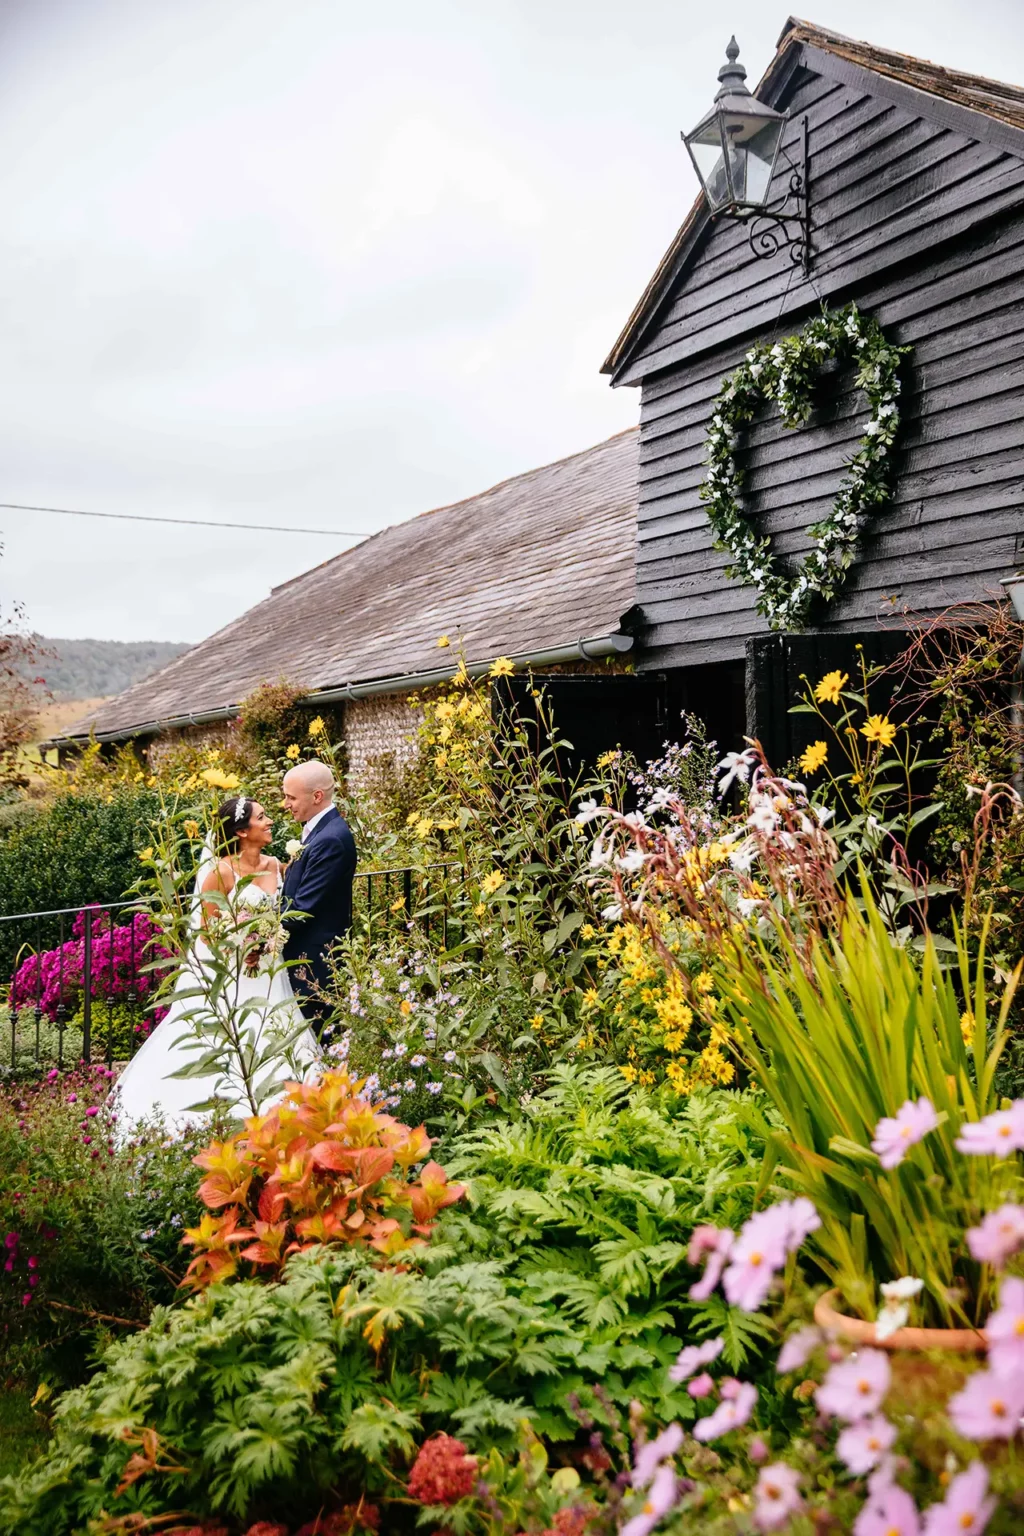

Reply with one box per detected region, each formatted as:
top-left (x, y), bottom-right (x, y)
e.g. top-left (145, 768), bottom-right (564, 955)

top-left (700, 304), bottom-right (909, 632)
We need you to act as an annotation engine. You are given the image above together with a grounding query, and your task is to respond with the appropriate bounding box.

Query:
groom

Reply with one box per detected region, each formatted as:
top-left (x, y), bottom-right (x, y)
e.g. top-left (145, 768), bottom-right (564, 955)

top-left (281, 760), bottom-right (357, 1034)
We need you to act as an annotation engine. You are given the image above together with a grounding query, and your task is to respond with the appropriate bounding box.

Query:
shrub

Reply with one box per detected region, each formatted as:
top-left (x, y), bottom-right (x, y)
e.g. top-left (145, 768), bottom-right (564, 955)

top-left (0, 1242), bottom-right (691, 1535)
top-left (181, 1069), bottom-right (466, 1289)
top-left (0, 1067), bottom-right (221, 1384)
top-left (8, 908), bottom-right (170, 1025)
top-left (0, 785), bottom-right (161, 973)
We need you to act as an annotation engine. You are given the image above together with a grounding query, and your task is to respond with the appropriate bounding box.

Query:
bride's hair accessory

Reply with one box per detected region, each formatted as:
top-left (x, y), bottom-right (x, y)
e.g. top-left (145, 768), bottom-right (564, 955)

top-left (234, 796), bottom-right (249, 823)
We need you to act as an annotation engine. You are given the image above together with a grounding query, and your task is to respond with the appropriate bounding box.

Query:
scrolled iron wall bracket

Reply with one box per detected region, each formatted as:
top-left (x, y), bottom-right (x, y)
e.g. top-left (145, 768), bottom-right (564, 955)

top-left (742, 115), bottom-right (812, 277)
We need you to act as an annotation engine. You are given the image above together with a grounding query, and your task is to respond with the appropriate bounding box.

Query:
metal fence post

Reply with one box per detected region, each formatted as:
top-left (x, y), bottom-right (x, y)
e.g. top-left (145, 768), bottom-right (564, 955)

top-left (82, 907), bottom-right (92, 1065)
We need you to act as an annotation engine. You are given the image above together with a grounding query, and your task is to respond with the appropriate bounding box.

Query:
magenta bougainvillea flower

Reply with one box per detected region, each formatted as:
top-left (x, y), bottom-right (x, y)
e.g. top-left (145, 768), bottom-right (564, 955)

top-left (870, 1098), bottom-right (939, 1169)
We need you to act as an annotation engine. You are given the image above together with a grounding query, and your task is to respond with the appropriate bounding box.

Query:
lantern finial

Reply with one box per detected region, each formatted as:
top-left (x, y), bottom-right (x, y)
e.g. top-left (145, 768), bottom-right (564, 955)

top-left (717, 37), bottom-right (750, 100)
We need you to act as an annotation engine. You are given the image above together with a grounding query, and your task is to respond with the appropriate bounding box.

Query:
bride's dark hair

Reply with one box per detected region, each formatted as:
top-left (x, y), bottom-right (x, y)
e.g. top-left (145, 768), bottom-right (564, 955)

top-left (216, 795), bottom-right (253, 853)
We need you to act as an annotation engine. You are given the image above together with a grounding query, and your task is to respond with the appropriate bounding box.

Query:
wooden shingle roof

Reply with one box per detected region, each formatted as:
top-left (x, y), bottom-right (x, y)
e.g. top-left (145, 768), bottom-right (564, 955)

top-left (65, 428), bottom-right (639, 743)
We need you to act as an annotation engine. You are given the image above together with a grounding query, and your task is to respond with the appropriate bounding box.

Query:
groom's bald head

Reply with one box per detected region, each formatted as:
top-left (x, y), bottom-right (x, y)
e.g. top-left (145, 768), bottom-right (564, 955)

top-left (282, 760), bottom-right (335, 824)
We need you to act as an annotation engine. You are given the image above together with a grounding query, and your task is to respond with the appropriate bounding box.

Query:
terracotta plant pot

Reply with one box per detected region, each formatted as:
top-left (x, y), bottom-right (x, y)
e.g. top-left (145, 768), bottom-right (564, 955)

top-left (813, 1289), bottom-right (987, 1354)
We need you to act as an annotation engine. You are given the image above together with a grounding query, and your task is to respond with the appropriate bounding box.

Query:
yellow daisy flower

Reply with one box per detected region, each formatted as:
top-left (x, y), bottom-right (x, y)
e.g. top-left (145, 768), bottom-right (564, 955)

top-left (861, 714), bottom-right (897, 748)
top-left (814, 670), bottom-right (848, 706)
top-left (798, 740), bottom-right (828, 775)
top-left (489, 656), bottom-right (515, 678)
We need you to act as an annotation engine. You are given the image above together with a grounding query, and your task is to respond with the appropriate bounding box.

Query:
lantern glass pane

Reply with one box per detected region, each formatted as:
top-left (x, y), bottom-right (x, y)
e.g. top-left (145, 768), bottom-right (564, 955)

top-left (686, 118), bottom-right (731, 210)
top-left (722, 113), bottom-right (785, 206)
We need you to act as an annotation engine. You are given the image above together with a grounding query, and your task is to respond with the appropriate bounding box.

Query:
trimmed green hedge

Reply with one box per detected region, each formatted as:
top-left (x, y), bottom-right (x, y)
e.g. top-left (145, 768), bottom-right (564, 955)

top-left (0, 788), bottom-right (160, 973)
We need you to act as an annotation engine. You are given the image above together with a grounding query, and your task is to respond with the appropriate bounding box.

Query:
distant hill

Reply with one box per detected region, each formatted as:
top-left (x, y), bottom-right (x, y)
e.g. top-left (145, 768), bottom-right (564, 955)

top-left (34, 637), bottom-right (190, 700)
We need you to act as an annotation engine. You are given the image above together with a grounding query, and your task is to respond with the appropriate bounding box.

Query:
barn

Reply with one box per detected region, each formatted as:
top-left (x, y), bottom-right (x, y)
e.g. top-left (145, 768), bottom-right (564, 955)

top-left (604, 17), bottom-right (1024, 766)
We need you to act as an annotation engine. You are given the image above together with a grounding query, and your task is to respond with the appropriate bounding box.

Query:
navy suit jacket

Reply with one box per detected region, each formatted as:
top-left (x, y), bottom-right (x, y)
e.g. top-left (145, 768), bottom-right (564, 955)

top-left (281, 806), bottom-right (357, 1000)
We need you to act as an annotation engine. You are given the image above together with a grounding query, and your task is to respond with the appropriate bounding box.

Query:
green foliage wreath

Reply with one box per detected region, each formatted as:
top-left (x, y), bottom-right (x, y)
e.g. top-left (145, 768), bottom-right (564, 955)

top-left (700, 304), bottom-right (909, 632)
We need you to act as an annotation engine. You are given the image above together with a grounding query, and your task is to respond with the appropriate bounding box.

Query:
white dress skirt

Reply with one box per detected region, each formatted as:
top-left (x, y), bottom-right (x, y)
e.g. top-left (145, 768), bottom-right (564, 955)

top-left (112, 882), bottom-right (319, 1137)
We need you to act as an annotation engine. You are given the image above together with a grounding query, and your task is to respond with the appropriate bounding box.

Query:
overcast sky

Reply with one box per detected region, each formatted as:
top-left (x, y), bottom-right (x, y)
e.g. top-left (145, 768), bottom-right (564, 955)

top-left (0, 0), bottom-right (1021, 644)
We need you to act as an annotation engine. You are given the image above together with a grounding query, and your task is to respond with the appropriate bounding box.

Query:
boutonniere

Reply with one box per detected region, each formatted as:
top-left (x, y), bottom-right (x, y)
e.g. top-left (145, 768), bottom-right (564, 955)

top-left (285, 838), bottom-right (304, 860)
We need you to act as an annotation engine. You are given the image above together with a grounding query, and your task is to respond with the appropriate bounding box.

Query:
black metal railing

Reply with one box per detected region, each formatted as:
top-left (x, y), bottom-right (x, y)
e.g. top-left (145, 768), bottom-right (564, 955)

top-left (1, 863), bottom-right (459, 1069)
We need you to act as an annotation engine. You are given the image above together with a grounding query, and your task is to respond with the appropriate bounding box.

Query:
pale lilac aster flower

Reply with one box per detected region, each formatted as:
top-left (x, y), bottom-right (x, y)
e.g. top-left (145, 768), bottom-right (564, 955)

top-left (816, 1349), bottom-right (891, 1422)
top-left (967, 1204), bottom-right (1024, 1269)
top-left (669, 1335), bottom-right (723, 1383)
top-left (621, 1461), bottom-right (678, 1536)
top-left (983, 1275), bottom-right (1024, 1379)
top-left (921, 1461), bottom-right (995, 1536)
top-left (955, 1101), bottom-right (1024, 1158)
top-left (753, 1464), bottom-right (802, 1532)
top-left (853, 1483), bottom-right (920, 1536)
top-left (871, 1099), bottom-right (939, 1170)
top-left (947, 1367), bottom-right (1024, 1439)
top-left (687, 1372), bottom-right (714, 1399)
top-left (777, 1327), bottom-right (821, 1374)
top-left (632, 1423), bottom-right (684, 1489)
top-left (836, 1415), bottom-right (896, 1474)
top-left (693, 1381), bottom-right (757, 1441)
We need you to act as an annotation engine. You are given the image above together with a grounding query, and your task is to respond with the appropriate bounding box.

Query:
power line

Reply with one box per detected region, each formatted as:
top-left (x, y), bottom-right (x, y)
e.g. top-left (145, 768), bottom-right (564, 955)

top-left (0, 501), bottom-right (364, 538)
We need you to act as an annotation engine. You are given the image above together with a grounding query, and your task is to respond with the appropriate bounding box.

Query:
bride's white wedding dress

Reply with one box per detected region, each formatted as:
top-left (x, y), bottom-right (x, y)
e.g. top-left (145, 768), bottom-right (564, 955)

top-left (113, 877), bottom-right (319, 1137)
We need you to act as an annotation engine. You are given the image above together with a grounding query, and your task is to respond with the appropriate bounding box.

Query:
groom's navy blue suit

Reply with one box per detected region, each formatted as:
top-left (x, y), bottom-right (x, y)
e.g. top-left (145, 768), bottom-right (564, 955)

top-left (282, 805), bottom-right (357, 1031)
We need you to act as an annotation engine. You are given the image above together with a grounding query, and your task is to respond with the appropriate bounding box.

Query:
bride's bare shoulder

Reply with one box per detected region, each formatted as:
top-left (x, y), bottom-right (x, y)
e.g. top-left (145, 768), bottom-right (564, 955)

top-left (201, 858), bottom-right (236, 893)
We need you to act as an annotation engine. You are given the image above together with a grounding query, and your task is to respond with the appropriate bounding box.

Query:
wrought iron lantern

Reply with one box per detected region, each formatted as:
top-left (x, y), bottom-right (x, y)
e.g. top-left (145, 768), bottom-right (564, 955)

top-left (683, 37), bottom-right (811, 274)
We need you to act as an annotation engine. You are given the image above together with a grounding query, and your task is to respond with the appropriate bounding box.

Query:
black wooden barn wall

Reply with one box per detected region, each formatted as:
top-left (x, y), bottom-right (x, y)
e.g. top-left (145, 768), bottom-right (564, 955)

top-left (617, 49), bottom-right (1024, 676)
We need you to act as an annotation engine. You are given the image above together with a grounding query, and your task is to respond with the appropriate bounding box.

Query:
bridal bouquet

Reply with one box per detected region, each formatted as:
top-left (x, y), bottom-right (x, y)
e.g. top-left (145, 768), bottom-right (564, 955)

top-left (214, 904), bottom-right (287, 977)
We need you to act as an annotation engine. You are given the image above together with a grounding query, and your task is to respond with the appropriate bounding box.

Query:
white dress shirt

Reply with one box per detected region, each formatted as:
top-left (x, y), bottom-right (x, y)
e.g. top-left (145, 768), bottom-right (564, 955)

top-left (301, 803), bottom-right (335, 842)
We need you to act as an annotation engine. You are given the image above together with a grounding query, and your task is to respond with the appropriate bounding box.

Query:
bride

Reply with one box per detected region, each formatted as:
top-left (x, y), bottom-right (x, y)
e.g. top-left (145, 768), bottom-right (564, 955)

top-left (113, 795), bottom-right (320, 1136)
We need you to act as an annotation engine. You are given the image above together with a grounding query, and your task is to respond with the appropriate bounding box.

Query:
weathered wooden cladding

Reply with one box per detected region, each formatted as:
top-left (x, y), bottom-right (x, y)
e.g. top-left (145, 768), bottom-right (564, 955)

top-left (629, 34), bottom-right (1024, 672)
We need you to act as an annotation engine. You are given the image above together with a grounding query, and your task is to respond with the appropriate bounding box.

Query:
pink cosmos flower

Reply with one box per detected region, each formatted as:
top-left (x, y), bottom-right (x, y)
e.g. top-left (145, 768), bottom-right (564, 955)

top-left (688, 1226), bottom-right (734, 1302)
top-left (776, 1326), bottom-right (821, 1374)
top-left (621, 1461), bottom-right (678, 1536)
top-left (955, 1101), bottom-right (1024, 1158)
top-left (693, 1381), bottom-right (757, 1441)
top-left (668, 1335), bottom-right (724, 1383)
top-left (722, 1200), bottom-right (822, 1313)
top-left (921, 1462), bottom-right (995, 1536)
top-left (985, 1275), bottom-right (1024, 1379)
top-left (722, 1211), bottom-right (790, 1311)
top-left (836, 1415), bottom-right (896, 1474)
top-left (687, 1372), bottom-right (714, 1399)
top-left (854, 1484), bottom-right (920, 1536)
top-left (870, 1098), bottom-right (939, 1170)
top-left (753, 1463), bottom-right (802, 1532)
top-left (947, 1367), bottom-right (1024, 1440)
top-left (816, 1349), bottom-right (891, 1422)
top-left (631, 1423), bottom-right (684, 1489)
top-left (967, 1204), bottom-right (1024, 1269)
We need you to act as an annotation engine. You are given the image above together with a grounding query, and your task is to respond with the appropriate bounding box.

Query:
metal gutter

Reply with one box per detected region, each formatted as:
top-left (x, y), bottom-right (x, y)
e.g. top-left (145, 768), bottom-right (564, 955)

top-left (42, 631), bottom-right (634, 751)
